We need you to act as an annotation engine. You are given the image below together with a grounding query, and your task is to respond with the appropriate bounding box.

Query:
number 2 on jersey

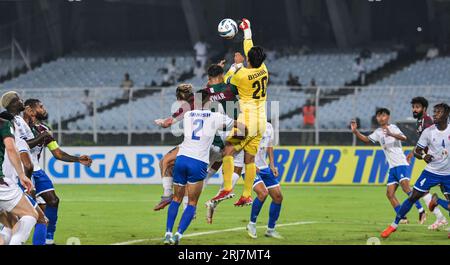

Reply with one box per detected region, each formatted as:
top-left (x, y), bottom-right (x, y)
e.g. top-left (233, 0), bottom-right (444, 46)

top-left (252, 76), bottom-right (268, 99)
top-left (191, 119), bottom-right (204, 140)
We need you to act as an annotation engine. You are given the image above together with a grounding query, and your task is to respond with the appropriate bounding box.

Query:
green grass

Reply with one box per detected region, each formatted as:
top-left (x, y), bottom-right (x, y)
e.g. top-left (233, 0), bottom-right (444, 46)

top-left (46, 184), bottom-right (449, 245)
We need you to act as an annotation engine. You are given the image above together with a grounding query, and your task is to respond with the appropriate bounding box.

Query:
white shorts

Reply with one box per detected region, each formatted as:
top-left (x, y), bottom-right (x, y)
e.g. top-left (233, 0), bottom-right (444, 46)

top-left (234, 150), bottom-right (244, 168)
top-left (0, 181), bottom-right (23, 213)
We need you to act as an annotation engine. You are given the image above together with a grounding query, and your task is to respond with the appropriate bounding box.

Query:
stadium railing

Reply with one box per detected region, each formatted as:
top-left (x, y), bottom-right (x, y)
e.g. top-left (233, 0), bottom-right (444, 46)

top-left (1, 85), bottom-right (448, 146)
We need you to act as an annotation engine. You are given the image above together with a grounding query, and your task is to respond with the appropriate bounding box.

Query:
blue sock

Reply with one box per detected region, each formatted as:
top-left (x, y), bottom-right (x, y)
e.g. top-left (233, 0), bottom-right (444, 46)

top-left (32, 223), bottom-right (47, 245)
top-left (407, 192), bottom-right (423, 212)
top-left (166, 201), bottom-right (181, 233)
top-left (44, 206), bottom-right (58, 241)
top-left (394, 205), bottom-right (401, 214)
top-left (437, 198), bottom-right (450, 211)
top-left (250, 198), bottom-right (265, 223)
top-left (177, 205), bottom-right (196, 234)
top-left (394, 198), bottom-right (414, 225)
top-left (268, 202), bottom-right (282, 229)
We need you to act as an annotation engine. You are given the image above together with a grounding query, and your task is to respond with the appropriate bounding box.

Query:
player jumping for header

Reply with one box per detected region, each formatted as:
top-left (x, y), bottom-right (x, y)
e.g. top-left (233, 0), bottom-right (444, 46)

top-left (211, 18), bottom-right (269, 206)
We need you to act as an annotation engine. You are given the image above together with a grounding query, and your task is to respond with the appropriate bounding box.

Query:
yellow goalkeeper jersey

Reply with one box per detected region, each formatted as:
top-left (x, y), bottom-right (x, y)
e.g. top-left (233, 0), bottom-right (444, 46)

top-left (224, 39), bottom-right (269, 128)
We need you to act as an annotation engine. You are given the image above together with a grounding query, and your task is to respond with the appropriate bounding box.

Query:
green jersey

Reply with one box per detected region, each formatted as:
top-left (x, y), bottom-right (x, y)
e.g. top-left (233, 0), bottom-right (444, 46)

top-left (0, 118), bottom-right (15, 179)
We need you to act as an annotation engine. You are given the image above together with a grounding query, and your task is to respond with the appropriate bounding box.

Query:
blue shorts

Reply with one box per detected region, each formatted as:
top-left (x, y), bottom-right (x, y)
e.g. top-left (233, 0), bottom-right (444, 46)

top-left (32, 170), bottom-right (54, 196)
top-left (25, 193), bottom-right (38, 208)
top-left (243, 167), bottom-right (280, 189)
top-left (414, 170), bottom-right (450, 194)
top-left (387, 165), bottom-right (410, 186)
top-left (173, 155), bottom-right (208, 186)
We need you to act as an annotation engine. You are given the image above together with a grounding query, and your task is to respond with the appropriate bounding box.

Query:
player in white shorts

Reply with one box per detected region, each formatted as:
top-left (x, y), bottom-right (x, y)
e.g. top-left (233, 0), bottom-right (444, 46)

top-left (0, 113), bottom-right (37, 245)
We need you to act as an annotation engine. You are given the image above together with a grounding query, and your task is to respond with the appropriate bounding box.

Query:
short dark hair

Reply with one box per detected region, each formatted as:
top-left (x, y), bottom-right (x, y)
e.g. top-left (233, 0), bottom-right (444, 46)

top-left (376, 108), bottom-right (390, 116)
top-left (247, 46), bottom-right (266, 68)
top-left (411, 97), bottom-right (428, 109)
top-left (207, 64), bottom-right (224, 78)
top-left (434, 102), bottom-right (450, 115)
top-left (24, 98), bottom-right (41, 108)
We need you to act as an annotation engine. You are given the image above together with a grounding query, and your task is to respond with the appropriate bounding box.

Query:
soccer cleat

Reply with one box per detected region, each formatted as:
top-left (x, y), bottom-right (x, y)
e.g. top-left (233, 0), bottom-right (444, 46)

top-left (381, 225), bottom-right (397, 238)
top-left (428, 193), bottom-right (439, 212)
top-left (428, 218), bottom-right (448, 230)
top-left (234, 196), bottom-right (253, 207)
top-left (265, 229), bottom-right (284, 239)
top-left (419, 211), bottom-right (427, 225)
top-left (172, 232), bottom-right (182, 245)
top-left (246, 223), bottom-right (257, 239)
top-left (153, 195), bottom-right (173, 211)
top-left (211, 190), bottom-right (235, 203)
top-left (205, 200), bottom-right (218, 224)
top-left (163, 233), bottom-right (173, 245)
top-left (239, 18), bottom-right (251, 30)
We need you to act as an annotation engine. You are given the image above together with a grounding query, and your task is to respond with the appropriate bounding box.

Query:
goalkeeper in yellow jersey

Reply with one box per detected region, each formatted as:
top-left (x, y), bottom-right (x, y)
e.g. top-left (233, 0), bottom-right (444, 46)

top-left (211, 18), bottom-right (269, 206)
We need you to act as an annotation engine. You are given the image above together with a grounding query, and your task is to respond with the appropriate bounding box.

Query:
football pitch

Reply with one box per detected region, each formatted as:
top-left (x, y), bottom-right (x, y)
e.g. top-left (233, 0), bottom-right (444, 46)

top-left (46, 184), bottom-right (449, 245)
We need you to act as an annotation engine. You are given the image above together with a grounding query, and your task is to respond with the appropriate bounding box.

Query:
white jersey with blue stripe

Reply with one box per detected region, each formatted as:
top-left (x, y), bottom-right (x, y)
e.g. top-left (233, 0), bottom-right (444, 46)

top-left (417, 124), bottom-right (450, 176)
top-left (178, 110), bottom-right (234, 164)
top-left (368, 124), bottom-right (408, 169)
top-left (255, 122), bottom-right (274, 170)
top-left (13, 115), bottom-right (41, 171)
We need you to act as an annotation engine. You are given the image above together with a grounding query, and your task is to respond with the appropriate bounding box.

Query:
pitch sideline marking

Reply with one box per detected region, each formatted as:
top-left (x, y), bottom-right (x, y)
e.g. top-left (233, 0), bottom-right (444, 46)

top-left (111, 221), bottom-right (317, 245)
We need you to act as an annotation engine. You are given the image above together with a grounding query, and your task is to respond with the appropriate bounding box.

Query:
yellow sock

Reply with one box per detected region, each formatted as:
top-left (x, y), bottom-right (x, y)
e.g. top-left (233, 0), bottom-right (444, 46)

top-left (243, 163), bottom-right (256, 198)
top-left (222, 156), bottom-right (234, 191)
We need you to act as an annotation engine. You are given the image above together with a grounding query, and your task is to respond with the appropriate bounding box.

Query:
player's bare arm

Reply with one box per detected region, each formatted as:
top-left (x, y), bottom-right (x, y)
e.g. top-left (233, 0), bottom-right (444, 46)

top-left (4, 137), bottom-right (33, 193)
top-left (414, 146), bottom-right (433, 163)
top-left (26, 130), bottom-right (51, 149)
top-left (350, 120), bottom-right (371, 144)
top-left (384, 127), bottom-right (407, 141)
top-left (267, 146), bottom-right (279, 177)
top-left (51, 148), bottom-right (93, 166)
top-left (19, 152), bottom-right (33, 179)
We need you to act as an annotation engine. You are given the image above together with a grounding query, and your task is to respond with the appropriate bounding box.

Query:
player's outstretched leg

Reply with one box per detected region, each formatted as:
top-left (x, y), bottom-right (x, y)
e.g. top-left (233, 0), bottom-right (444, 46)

top-left (385, 183), bottom-right (408, 224)
top-left (247, 182), bottom-right (268, 239)
top-left (155, 148), bottom-right (178, 211)
top-left (164, 185), bottom-right (184, 245)
top-left (422, 193), bottom-right (448, 230)
top-left (39, 190), bottom-right (59, 245)
top-left (235, 152), bottom-right (256, 207)
top-left (429, 193), bottom-right (450, 212)
top-left (173, 181), bottom-right (203, 245)
top-left (265, 186), bottom-right (284, 239)
top-left (399, 179), bottom-right (426, 224)
top-left (9, 195), bottom-right (38, 245)
top-left (211, 144), bottom-right (236, 202)
top-left (381, 189), bottom-right (424, 238)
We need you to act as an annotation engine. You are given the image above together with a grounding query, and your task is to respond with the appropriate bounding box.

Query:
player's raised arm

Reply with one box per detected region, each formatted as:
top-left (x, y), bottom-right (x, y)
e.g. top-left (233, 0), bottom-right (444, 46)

top-left (223, 53), bottom-right (244, 85)
top-left (240, 18), bottom-right (253, 56)
top-left (350, 120), bottom-right (372, 144)
top-left (384, 126), bottom-right (407, 141)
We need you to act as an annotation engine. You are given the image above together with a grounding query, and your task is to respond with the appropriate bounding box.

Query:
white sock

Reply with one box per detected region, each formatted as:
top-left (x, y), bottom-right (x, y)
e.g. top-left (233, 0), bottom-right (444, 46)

top-left (9, 216), bottom-right (36, 245)
top-left (231, 173), bottom-right (240, 189)
top-left (423, 193), bottom-right (445, 220)
top-left (203, 169), bottom-right (217, 190)
top-left (0, 226), bottom-right (12, 245)
top-left (162, 177), bottom-right (173, 197)
top-left (182, 196), bottom-right (188, 210)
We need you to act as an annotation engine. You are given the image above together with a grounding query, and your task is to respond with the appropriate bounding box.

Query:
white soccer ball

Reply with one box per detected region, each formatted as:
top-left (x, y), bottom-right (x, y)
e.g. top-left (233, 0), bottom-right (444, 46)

top-left (218, 18), bottom-right (238, 39)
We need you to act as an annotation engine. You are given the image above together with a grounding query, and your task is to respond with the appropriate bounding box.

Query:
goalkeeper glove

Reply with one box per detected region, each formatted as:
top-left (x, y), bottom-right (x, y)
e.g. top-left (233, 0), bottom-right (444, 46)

top-left (239, 18), bottom-right (252, 39)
